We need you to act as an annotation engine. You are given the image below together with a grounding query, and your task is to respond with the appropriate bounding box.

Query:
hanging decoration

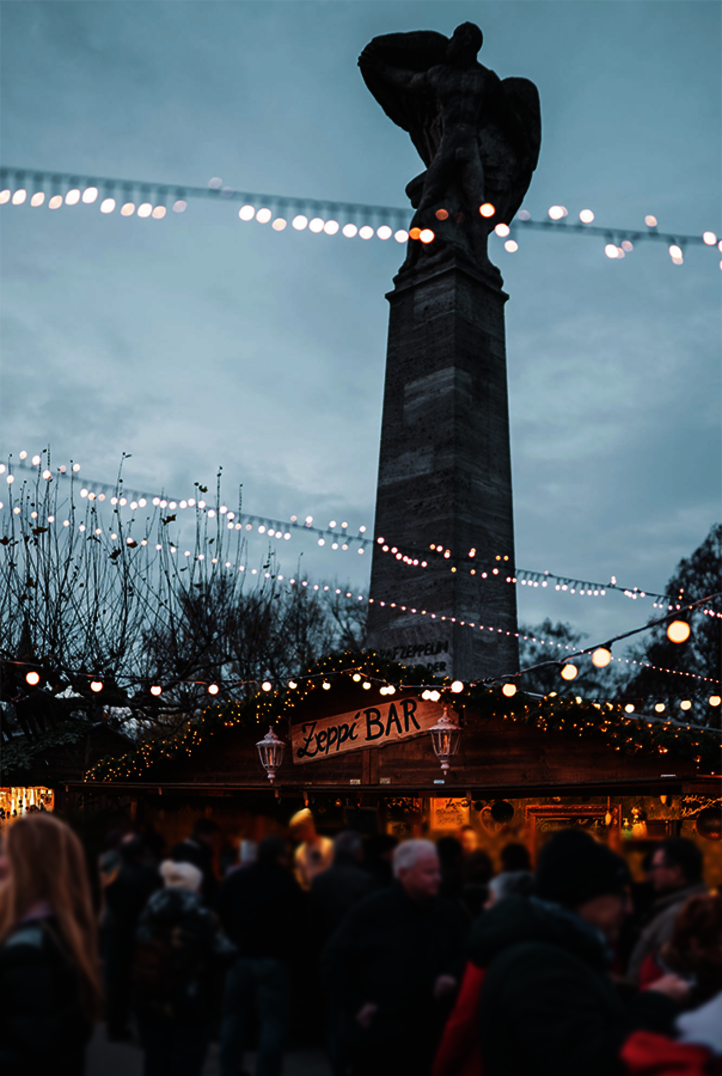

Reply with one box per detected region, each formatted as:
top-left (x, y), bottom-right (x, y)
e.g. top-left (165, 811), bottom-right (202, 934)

top-left (1, 166), bottom-right (720, 270)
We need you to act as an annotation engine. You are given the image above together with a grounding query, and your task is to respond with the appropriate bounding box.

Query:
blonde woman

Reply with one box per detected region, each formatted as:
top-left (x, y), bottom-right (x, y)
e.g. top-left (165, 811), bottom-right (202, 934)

top-left (0, 813), bottom-right (102, 1075)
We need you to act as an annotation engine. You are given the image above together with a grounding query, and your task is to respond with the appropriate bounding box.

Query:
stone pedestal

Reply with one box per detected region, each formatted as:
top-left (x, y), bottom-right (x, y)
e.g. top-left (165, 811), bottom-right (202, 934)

top-left (366, 259), bottom-right (519, 681)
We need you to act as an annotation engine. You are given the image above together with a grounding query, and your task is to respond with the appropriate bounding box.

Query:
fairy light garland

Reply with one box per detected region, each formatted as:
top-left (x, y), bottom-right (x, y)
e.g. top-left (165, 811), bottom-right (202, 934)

top-left (1, 166), bottom-right (719, 270)
top-left (85, 649), bottom-right (722, 783)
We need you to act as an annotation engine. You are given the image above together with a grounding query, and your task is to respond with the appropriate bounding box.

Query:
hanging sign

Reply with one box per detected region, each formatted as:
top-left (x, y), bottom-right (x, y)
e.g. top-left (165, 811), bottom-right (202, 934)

top-left (430, 798), bottom-right (470, 829)
top-left (292, 696), bottom-right (444, 765)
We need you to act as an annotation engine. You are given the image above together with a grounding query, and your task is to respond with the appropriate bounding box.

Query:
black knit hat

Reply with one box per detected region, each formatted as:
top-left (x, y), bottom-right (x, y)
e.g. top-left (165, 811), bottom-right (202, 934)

top-left (535, 829), bottom-right (630, 909)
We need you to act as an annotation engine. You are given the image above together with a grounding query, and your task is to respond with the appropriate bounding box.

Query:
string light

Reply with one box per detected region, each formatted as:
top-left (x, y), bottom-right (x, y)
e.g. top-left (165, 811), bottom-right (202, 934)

top-left (90, 680), bottom-right (103, 693)
top-left (667, 620), bottom-right (691, 643)
top-left (25, 671), bottom-right (41, 686)
top-left (149, 685), bottom-right (162, 697)
top-left (592, 647), bottom-right (612, 668)
top-left (560, 664), bottom-right (578, 681)
top-left (5, 162), bottom-right (719, 274)
top-left (502, 683), bottom-right (517, 697)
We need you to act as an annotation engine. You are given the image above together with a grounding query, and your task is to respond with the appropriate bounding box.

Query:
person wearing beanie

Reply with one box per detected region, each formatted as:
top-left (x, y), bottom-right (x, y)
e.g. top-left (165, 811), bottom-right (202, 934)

top-left (454, 830), bottom-right (688, 1076)
top-left (131, 856), bottom-right (236, 1076)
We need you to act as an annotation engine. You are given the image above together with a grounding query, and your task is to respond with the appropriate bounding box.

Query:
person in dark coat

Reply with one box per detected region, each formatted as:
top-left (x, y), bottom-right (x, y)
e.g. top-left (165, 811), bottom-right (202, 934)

top-left (627, 837), bottom-right (707, 984)
top-left (133, 859), bottom-right (236, 1076)
top-left (310, 830), bottom-right (375, 941)
top-left (322, 839), bottom-right (467, 1076)
top-left (217, 835), bottom-right (306, 1076)
top-left (101, 833), bottom-right (160, 1040)
top-left (171, 818), bottom-right (221, 906)
top-left (311, 831), bottom-right (376, 1076)
top-left (469, 830), bottom-right (688, 1076)
top-left (0, 814), bottom-right (103, 1076)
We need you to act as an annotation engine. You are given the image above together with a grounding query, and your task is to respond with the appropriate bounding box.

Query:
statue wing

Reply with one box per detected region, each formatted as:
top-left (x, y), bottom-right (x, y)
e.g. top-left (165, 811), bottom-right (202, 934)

top-left (358, 30), bottom-right (449, 166)
top-left (480, 76), bottom-right (542, 224)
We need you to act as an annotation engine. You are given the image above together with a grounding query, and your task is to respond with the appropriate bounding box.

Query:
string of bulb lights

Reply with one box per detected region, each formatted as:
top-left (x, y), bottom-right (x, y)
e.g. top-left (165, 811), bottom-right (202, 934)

top-left (5, 451), bottom-right (719, 618)
top-left (6, 565), bottom-right (720, 699)
top-left (1, 166), bottom-right (720, 270)
top-left (374, 538), bottom-right (722, 619)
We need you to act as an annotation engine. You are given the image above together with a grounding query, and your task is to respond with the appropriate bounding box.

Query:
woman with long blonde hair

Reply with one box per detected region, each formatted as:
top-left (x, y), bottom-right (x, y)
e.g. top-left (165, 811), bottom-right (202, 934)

top-left (0, 812), bottom-right (102, 1074)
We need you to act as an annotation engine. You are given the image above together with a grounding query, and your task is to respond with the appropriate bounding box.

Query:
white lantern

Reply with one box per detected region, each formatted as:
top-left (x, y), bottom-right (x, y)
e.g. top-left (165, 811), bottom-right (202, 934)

top-left (429, 708), bottom-right (461, 772)
top-left (256, 726), bottom-right (285, 783)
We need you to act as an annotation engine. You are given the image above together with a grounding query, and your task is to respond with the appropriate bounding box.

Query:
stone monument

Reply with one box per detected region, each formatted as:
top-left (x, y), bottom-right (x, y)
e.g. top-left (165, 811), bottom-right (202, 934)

top-left (360, 23), bottom-right (541, 680)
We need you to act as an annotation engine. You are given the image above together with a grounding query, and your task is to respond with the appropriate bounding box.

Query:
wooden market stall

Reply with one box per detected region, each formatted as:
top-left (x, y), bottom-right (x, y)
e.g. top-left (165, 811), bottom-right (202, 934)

top-left (72, 672), bottom-right (722, 885)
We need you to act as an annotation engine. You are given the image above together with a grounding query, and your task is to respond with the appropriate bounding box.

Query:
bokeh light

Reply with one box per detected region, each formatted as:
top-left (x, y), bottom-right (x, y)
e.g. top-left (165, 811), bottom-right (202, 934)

top-left (82, 187), bottom-right (98, 204)
top-left (48, 195), bottom-right (63, 209)
top-left (137, 203), bottom-right (153, 218)
top-left (0, 190), bottom-right (10, 204)
top-left (604, 244), bottom-right (619, 259)
top-left (342, 223), bottom-right (358, 238)
top-left (504, 240), bottom-right (519, 253)
top-left (120, 203), bottom-right (135, 216)
top-left (679, 700), bottom-right (692, 711)
top-left (359, 225), bottom-right (374, 240)
top-left (90, 680), bottom-right (103, 693)
top-left (560, 664), bottom-right (578, 681)
top-left (12, 189), bottom-right (27, 205)
top-left (150, 685), bottom-right (162, 697)
top-left (272, 218), bottom-right (287, 231)
top-left (419, 228), bottom-right (435, 244)
top-left (323, 220), bottom-right (339, 235)
top-left (152, 206), bottom-right (166, 219)
top-left (494, 223), bottom-right (510, 237)
top-left (292, 215), bottom-right (308, 230)
top-left (25, 671), bottom-right (41, 686)
top-left (579, 209), bottom-right (595, 223)
top-left (702, 231), bottom-right (717, 245)
top-left (377, 225), bottom-right (392, 240)
top-left (645, 215), bottom-right (658, 227)
top-left (666, 620), bottom-right (691, 644)
top-left (548, 205), bottom-right (567, 220)
top-left (394, 229), bottom-right (409, 243)
top-left (435, 209), bottom-right (449, 220)
top-left (30, 192), bottom-right (45, 207)
top-left (479, 203), bottom-right (496, 218)
top-left (502, 683), bottom-right (517, 697)
top-left (65, 189), bottom-right (80, 206)
top-left (100, 198), bottom-right (116, 214)
top-left (172, 200), bottom-right (187, 213)
top-left (309, 217), bottom-right (324, 233)
top-left (591, 647), bottom-right (612, 668)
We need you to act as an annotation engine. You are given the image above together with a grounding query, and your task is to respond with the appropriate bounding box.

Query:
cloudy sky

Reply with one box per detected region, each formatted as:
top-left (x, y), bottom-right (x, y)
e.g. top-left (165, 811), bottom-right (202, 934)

top-left (1, 1), bottom-right (720, 654)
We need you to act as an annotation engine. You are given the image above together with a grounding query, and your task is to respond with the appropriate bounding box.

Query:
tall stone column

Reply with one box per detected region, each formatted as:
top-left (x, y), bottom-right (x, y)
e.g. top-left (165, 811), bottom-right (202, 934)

top-left (366, 257), bottom-right (519, 681)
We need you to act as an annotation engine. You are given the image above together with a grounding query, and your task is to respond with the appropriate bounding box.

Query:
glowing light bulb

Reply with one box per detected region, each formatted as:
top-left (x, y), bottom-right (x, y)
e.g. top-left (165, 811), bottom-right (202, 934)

top-left (90, 681), bottom-right (103, 693)
top-left (288, 681), bottom-right (298, 689)
top-left (579, 209), bottom-right (595, 223)
top-left (120, 203), bottom-right (135, 216)
top-left (645, 215), bottom-right (658, 227)
top-left (359, 225), bottom-right (374, 240)
top-left (394, 229), bottom-right (409, 243)
top-left (666, 620), bottom-right (690, 644)
top-left (100, 198), bottom-right (116, 213)
top-left (352, 673), bottom-right (361, 682)
top-left (207, 683), bottom-right (220, 695)
top-left (272, 218), bottom-right (287, 231)
top-left (31, 454), bottom-right (41, 465)
top-left (504, 240), bottom-right (519, 253)
top-left (173, 200), bottom-right (188, 213)
top-left (323, 220), bottom-right (339, 235)
top-left (547, 205), bottom-right (567, 220)
top-left (25, 671), bottom-right (41, 686)
top-left (362, 681), bottom-right (371, 690)
top-left (152, 206), bottom-right (166, 219)
top-left (342, 223), bottom-right (358, 238)
top-left (322, 681), bottom-right (331, 690)
top-left (702, 231), bottom-right (717, 245)
top-left (12, 189), bottom-right (27, 205)
top-left (292, 215), bottom-right (308, 230)
top-left (309, 217), bottom-right (324, 233)
top-left (137, 203), bottom-right (152, 218)
top-left (479, 203), bottom-right (495, 218)
top-left (82, 187), bottom-right (98, 204)
top-left (560, 664), bottom-right (578, 681)
top-left (262, 681), bottom-right (272, 692)
top-left (494, 223), bottom-right (510, 237)
top-left (502, 683), bottom-right (517, 697)
top-left (605, 244), bottom-right (619, 259)
top-left (654, 703), bottom-right (666, 713)
top-left (435, 208), bottom-right (449, 220)
top-left (679, 700), bottom-right (692, 711)
top-left (668, 244), bottom-right (683, 260)
top-left (377, 225), bottom-right (392, 240)
top-left (0, 190), bottom-right (10, 204)
top-left (150, 685), bottom-right (162, 697)
top-left (419, 228), bottom-right (435, 244)
top-left (65, 189), bottom-right (81, 206)
top-left (48, 195), bottom-right (63, 209)
top-left (624, 704), bottom-right (635, 713)
top-left (451, 680), bottom-right (464, 693)
top-left (31, 192), bottom-right (45, 207)
top-left (709, 695), bottom-right (721, 707)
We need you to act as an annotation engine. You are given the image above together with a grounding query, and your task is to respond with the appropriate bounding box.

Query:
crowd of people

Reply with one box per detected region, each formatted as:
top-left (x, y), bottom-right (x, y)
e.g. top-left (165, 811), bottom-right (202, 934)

top-left (1, 807), bottom-right (721, 1076)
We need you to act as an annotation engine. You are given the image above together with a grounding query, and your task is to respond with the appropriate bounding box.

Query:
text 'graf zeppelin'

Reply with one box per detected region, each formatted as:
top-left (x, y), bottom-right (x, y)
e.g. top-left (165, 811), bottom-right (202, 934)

top-left (291, 697), bottom-right (446, 764)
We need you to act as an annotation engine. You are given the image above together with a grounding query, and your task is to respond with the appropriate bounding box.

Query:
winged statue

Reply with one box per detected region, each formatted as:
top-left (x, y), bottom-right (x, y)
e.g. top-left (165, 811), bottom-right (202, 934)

top-left (359, 23), bottom-right (541, 275)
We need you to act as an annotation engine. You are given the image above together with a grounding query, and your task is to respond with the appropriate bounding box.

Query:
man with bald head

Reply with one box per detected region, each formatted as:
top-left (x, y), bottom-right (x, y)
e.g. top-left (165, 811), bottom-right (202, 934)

top-left (322, 839), bottom-right (467, 1076)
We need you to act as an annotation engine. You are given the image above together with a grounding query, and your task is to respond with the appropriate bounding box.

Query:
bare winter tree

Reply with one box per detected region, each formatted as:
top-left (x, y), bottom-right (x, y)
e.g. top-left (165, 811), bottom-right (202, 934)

top-left (0, 456), bottom-right (368, 768)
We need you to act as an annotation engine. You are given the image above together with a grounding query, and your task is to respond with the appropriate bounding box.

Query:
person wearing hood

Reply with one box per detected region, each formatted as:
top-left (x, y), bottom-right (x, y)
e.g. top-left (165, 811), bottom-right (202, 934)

top-left (470, 830), bottom-right (688, 1076)
top-left (132, 859), bottom-right (236, 1076)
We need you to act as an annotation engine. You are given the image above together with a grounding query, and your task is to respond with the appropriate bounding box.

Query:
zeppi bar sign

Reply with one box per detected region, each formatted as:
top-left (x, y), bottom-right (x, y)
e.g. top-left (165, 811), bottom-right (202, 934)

top-left (292, 696), bottom-right (445, 765)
